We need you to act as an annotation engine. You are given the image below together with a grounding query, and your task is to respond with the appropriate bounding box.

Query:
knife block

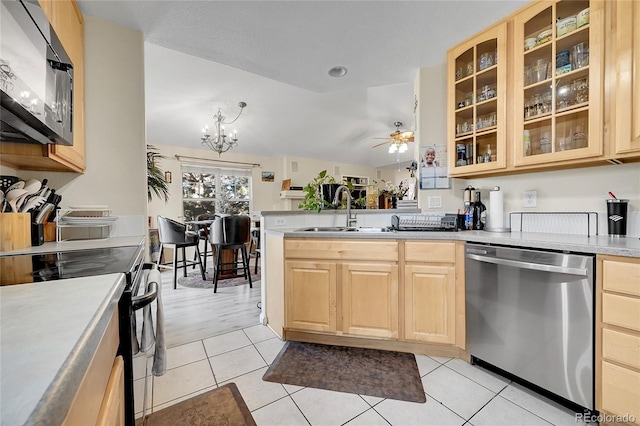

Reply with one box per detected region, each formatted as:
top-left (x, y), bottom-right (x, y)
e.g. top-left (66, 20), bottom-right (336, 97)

top-left (0, 213), bottom-right (31, 251)
top-left (44, 222), bottom-right (56, 242)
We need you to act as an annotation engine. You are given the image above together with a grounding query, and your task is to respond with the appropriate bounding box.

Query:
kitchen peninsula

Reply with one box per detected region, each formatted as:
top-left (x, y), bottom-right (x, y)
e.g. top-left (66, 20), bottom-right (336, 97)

top-left (263, 220), bottom-right (640, 422)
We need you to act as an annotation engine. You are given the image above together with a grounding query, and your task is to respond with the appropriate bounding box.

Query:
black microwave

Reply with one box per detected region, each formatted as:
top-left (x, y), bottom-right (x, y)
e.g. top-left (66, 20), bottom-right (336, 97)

top-left (0, 0), bottom-right (74, 146)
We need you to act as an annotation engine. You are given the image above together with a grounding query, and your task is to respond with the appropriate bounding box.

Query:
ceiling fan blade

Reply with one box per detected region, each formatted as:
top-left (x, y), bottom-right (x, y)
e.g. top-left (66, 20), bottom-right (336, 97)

top-left (372, 141), bottom-right (391, 148)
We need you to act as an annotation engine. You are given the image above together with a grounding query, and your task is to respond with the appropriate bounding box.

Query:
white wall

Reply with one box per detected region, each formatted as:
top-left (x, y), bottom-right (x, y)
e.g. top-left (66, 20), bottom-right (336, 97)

top-left (6, 17), bottom-right (147, 226)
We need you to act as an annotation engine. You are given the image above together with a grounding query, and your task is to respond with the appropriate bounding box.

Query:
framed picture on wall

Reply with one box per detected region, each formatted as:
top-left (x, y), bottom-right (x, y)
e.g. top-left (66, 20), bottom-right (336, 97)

top-left (261, 171), bottom-right (275, 182)
top-left (419, 144), bottom-right (451, 189)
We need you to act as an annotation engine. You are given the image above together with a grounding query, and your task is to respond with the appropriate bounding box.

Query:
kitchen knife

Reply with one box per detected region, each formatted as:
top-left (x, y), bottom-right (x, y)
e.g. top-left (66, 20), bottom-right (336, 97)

top-left (35, 203), bottom-right (54, 224)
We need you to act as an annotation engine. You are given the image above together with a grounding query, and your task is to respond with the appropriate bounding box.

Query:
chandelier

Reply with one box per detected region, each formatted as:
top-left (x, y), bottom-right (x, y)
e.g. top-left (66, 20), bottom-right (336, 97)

top-left (200, 101), bottom-right (247, 155)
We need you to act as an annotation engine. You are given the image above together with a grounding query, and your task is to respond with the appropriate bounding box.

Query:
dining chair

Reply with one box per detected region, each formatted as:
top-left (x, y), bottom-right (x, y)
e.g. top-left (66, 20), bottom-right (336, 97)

top-left (192, 213), bottom-right (220, 271)
top-left (208, 215), bottom-right (252, 293)
top-left (157, 215), bottom-right (206, 289)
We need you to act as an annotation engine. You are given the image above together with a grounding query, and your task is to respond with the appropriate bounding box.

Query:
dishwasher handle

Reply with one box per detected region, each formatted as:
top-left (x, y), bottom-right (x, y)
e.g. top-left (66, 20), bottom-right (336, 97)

top-left (466, 253), bottom-right (588, 276)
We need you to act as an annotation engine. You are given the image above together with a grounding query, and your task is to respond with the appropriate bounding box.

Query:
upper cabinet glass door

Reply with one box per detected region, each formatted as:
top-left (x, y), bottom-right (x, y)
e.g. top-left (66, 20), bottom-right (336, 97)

top-left (447, 23), bottom-right (507, 176)
top-left (513, 0), bottom-right (603, 166)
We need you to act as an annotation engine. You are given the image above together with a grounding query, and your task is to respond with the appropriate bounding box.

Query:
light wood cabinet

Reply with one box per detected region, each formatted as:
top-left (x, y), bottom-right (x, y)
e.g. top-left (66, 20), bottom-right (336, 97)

top-left (596, 255), bottom-right (640, 425)
top-left (444, 0), bottom-right (640, 178)
top-left (266, 235), bottom-right (467, 357)
top-left (0, 0), bottom-right (85, 172)
top-left (96, 356), bottom-right (125, 426)
top-left (285, 260), bottom-right (337, 333)
top-left (447, 22), bottom-right (508, 176)
top-left (63, 307), bottom-right (122, 425)
top-left (342, 262), bottom-right (398, 339)
top-left (513, 0), bottom-right (604, 167)
top-left (404, 241), bottom-right (463, 347)
top-left (608, 0), bottom-right (640, 158)
top-left (284, 239), bottom-right (399, 339)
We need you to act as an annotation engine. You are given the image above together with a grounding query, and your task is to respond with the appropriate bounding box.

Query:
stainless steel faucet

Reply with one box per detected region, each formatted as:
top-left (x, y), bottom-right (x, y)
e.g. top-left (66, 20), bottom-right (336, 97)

top-left (333, 185), bottom-right (357, 228)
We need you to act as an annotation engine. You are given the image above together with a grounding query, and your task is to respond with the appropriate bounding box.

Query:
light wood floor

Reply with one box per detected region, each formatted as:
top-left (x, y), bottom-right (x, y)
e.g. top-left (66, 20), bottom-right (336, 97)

top-left (138, 267), bottom-right (262, 349)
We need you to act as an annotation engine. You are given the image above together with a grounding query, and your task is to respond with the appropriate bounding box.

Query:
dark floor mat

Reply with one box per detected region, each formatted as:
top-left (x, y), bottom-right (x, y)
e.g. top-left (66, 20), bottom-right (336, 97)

top-left (139, 383), bottom-right (256, 426)
top-left (262, 341), bottom-right (426, 403)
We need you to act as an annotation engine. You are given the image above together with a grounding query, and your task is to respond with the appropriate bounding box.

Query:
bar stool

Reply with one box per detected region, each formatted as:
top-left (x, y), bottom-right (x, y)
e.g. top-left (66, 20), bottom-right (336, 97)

top-left (157, 215), bottom-right (206, 289)
top-left (192, 213), bottom-right (220, 270)
top-left (249, 228), bottom-right (260, 274)
top-left (208, 215), bottom-right (252, 293)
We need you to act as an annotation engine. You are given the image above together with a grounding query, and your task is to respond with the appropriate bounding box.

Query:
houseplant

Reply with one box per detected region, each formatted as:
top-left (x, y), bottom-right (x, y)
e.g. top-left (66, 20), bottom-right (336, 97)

top-left (298, 170), bottom-right (337, 212)
top-left (147, 145), bottom-right (170, 203)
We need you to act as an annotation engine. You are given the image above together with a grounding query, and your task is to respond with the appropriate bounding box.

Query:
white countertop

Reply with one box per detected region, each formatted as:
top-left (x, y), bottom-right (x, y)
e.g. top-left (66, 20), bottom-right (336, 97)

top-left (0, 235), bottom-right (146, 257)
top-left (267, 228), bottom-right (640, 258)
top-left (0, 274), bottom-right (126, 426)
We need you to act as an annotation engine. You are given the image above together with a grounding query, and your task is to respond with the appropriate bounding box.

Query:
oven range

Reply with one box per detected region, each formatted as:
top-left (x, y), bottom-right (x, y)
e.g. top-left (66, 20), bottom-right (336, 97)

top-left (0, 245), bottom-right (152, 426)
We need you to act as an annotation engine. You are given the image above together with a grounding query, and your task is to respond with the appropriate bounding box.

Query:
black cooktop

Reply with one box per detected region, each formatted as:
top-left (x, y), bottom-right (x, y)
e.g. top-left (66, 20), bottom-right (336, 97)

top-left (0, 246), bottom-right (144, 286)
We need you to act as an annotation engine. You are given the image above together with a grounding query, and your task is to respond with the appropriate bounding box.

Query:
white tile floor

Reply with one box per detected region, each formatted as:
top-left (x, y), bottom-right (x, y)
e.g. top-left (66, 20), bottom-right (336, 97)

top-left (134, 324), bottom-right (592, 426)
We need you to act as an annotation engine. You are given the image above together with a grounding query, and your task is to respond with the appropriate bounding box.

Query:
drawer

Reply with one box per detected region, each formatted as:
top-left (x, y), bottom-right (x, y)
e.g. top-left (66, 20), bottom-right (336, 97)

top-left (603, 293), bottom-right (640, 332)
top-left (285, 239), bottom-right (398, 262)
top-left (603, 259), bottom-right (640, 297)
top-left (601, 361), bottom-right (640, 424)
top-left (602, 328), bottom-right (640, 370)
top-left (405, 241), bottom-right (456, 263)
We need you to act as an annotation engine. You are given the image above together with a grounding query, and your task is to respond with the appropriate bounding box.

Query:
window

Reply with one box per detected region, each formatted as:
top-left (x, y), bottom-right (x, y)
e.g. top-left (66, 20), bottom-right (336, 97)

top-left (182, 165), bottom-right (252, 221)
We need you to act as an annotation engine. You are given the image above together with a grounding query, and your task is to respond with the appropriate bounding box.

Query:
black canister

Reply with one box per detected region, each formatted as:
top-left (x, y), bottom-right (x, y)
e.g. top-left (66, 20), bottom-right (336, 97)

top-left (606, 199), bottom-right (628, 236)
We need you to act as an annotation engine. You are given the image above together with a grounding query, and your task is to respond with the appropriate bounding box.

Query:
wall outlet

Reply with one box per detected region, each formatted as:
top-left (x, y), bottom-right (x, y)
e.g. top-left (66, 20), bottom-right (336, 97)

top-left (274, 218), bottom-right (286, 226)
top-left (523, 190), bottom-right (537, 208)
top-left (427, 196), bottom-right (442, 209)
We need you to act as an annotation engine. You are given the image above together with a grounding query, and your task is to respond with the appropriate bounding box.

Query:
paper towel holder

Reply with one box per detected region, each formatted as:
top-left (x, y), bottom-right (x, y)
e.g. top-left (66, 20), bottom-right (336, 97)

top-left (484, 186), bottom-right (511, 233)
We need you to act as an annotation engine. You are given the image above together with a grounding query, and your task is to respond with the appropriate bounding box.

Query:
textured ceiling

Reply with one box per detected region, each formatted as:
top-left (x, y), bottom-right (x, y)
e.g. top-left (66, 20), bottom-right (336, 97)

top-left (77, 0), bottom-right (528, 168)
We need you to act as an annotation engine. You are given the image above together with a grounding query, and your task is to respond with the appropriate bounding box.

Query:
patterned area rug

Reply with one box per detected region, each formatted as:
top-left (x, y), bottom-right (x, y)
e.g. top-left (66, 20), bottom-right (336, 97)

top-left (139, 383), bottom-right (256, 426)
top-left (176, 267), bottom-right (260, 289)
top-left (262, 341), bottom-right (427, 403)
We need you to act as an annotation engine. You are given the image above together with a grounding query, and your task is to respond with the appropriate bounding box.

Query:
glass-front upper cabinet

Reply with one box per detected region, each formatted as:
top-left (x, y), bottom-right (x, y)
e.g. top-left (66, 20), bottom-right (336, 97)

top-left (513, 0), bottom-right (603, 166)
top-left (447, 23), bottom-right (507, 177)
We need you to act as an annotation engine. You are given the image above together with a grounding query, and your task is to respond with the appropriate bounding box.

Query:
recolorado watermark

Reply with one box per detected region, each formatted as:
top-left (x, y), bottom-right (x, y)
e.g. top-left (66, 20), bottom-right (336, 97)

top-left (575, 413), bottom-right (636, 423)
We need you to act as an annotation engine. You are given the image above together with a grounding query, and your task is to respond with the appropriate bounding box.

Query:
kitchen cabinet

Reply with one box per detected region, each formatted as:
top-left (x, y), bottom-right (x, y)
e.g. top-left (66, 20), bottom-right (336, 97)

top-left (0, 0), bottom-right (85, 172)
top-left (268, 235), bottom-right (466, 356)
top-left (447, 22), bottom-right (508, 176)
top-left (608, 0), bottom-right (640, 158)
top-left (63, 307), bottom-right (123, 425)
top-left (404, 241), bottom-right (463, 347)
top-left (285, 260), bottom-right (337, 333)
top-left (96, 356), bottom-right (125, 426)
top-left (596, 255), bottom-right (640, 425)
top-left (513, 0), bottom-right (604, 167)
top-left (342, 262), bottom-right (398, 339)
top-left (283, 239), bottom-right (399, 339)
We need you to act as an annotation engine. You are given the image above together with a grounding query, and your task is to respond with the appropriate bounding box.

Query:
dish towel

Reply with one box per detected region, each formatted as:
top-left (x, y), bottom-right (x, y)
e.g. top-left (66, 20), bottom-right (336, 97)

top-left (140, 268), bottom-right (167, 376)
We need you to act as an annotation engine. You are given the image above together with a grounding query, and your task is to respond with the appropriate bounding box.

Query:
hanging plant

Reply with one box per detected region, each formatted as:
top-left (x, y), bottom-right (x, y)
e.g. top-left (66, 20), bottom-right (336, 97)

top-left (147, 144), bottom-right (169, 203)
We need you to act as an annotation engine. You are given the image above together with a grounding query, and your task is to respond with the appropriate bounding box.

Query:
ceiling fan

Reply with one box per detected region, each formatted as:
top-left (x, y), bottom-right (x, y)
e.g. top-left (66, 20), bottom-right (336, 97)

top-left (372, 121), bottom-right (415, 153)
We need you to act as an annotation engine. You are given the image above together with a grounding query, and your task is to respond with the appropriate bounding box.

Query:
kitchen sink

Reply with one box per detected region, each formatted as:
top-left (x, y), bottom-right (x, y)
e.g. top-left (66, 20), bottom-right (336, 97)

top-left (294, 226), bottom-right (393, 233)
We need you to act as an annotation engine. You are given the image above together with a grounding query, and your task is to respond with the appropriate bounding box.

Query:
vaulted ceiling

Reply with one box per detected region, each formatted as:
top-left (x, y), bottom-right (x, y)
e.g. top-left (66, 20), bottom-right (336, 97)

top-left (77, 0), bottom-right (527, 168)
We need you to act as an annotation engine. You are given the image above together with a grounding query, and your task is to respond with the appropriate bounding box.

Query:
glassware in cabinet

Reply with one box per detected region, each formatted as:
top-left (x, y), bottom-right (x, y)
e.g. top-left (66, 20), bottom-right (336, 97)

top-left (448, 22), bottom-right (506, 176)
top-left (514, 0), bottom-right (602, 165)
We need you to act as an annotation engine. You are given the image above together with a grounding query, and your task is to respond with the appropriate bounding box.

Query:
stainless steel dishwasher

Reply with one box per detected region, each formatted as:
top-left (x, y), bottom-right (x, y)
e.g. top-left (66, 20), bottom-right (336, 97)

top-left (465, 242), bottom-right (595, 413)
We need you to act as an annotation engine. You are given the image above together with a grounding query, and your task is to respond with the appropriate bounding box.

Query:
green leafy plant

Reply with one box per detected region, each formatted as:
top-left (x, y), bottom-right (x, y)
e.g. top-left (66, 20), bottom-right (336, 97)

top-left (147, 144), bottom-right (169, 203)
top-left (298, 170), bottom-right (337, 212)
